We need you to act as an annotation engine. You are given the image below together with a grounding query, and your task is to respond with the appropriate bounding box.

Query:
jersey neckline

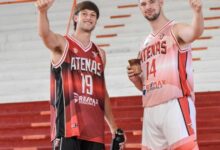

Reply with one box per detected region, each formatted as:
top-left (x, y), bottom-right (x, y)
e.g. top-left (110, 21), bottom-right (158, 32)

top-left (67, 35), bottom-right (93, 52)
top-left (150, 20), bottom-right (173, 37)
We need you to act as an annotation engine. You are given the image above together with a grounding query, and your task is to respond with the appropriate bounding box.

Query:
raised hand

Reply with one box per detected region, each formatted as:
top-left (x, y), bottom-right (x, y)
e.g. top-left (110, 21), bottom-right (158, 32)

top-left (35, 0), bottom-right (55, 13)
top-left (189, 0), bottom-right (202, 12)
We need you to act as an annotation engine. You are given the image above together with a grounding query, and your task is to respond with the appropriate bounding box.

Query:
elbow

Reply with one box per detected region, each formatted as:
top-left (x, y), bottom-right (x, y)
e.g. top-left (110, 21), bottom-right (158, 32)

top-left (197, 23), bottom-right (204, 38)
top-left (197, 19), bottom-right (204, 37)
top-left (38, 31), bottom-right (44, 38)
top-left (194, 27), bottom-right (204, 40)
top-left (37, 27), bottom-right (51, 39)
top-left (38, 31), bottom-right (48, 39)
top-left (199, 26), bottom-right (204, 37)
top-left (192, 25), bottom-right (204, 40)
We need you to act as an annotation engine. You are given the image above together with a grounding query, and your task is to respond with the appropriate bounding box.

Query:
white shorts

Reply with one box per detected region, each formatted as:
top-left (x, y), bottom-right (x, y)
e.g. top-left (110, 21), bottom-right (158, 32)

top-left (142, 97), bottom-right (196, 150)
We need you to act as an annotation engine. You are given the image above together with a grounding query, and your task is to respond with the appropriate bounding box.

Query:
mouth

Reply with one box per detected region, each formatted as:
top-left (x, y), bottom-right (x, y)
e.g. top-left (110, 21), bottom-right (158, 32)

top-left (84, 21), bottom-right (93, 25)
top-left (145, 10), bottom-right (154, 16)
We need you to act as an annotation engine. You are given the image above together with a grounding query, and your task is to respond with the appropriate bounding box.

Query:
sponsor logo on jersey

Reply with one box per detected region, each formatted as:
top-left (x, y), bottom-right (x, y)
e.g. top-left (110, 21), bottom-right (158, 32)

top-left (145, 80), bottom-right (166, 92)
top-left (73, 92), bottom-right (99, 107)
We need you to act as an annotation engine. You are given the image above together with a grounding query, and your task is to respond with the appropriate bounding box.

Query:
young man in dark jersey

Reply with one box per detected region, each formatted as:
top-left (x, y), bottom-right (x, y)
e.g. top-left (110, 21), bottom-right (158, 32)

top-left (35, 0), bottom-right (125, 149)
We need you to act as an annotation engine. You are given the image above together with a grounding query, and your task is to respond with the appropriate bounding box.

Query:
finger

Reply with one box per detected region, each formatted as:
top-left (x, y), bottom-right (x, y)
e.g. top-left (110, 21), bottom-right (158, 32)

top-left (119, 142), bottom-right (125, 150)
top-left (48, 0), bottom-right (55, 7)
top-left (127, 70), bottom-right (135, 76)
top-left (127, 69), bottom-right (134, 75)
top-left (127, 66), bottom-right (132, 70)
top-left (127, 67), bottom-right (135, 73)
top-left (124, 134), bottom-right (127, 142)
top-left (127, 71), bottom-right (135, 77)
top-left (119, 142), bottom-right (125, 146)
top-left (189, 0), bottom-right (202, 11)
top-left (40, 0), bottom-right (46, 8)
top-left (34, 1), bottom-right (38, 7)
top-left (38, 0), bottom-right (43, 7)
top-left (54, 139), bottom-right (60, 147)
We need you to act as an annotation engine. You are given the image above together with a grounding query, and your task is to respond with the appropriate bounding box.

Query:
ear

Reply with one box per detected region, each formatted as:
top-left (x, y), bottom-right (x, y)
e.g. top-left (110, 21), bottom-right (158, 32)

top-left (73, 15), bottom-right (78, 23)
top-left (159, 0), bottom-right (164, 6)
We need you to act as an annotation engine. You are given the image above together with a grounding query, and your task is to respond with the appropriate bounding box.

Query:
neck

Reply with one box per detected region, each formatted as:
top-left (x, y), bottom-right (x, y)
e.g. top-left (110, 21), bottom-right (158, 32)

top-left (149, 13), bottom-right (169, 34)
top-left (73, 30), bottom-right (91, 47)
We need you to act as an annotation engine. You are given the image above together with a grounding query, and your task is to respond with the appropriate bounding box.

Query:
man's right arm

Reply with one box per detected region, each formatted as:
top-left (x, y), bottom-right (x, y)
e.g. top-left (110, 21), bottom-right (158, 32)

top-left (36, 0), bottom-right (66, 63)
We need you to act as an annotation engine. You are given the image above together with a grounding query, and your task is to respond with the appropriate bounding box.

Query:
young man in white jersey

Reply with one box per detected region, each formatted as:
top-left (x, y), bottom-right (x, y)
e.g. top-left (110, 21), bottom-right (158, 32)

top-left (127, 0), bottom-right (203, 149)
top-left (35, 0), bottom-right (125, 149)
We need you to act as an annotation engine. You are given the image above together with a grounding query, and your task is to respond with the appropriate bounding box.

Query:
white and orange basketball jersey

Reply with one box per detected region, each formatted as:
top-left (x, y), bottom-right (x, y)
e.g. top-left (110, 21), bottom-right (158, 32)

top-left (139, 20), bottom-right (194, 107)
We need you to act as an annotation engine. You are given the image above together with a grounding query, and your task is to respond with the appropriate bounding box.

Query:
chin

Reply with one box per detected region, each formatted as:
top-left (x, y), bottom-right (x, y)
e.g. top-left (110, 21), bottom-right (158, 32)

top-left (83, 28), bottom-right (94, 32)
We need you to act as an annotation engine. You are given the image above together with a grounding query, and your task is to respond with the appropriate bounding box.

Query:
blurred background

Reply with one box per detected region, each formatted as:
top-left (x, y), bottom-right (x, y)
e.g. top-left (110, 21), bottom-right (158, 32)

top-left (0, 0), bottom-right (219, 149)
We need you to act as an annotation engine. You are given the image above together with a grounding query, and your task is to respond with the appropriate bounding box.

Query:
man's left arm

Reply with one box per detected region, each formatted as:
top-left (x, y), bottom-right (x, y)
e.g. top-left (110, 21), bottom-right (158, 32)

top-left (104, 88), bottom-right (118, 134)
top-left (174, 0), bottom-right (204, 44)
top-left (99, 48), bottom-right (126, 149)
top-left (99, 48), bottom-right (118, 133)
top-left (104, 88), bottom-right (126, 149)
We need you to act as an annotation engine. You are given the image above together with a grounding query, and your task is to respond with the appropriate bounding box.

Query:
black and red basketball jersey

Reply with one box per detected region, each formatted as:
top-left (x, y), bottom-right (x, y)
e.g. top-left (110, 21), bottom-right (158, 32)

top-left (50, 35), bottom-right (105, 143)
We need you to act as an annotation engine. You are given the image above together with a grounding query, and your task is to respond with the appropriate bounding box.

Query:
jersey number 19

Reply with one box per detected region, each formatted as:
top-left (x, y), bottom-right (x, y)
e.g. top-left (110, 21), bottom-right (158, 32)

top-left (81, 73), bottom-right (93, 95)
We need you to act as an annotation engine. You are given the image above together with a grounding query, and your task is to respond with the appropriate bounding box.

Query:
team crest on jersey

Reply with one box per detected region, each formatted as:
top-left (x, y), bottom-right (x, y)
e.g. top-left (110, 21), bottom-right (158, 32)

top-left (92, 51), bottom-right (98, 58)
top-left (73, 48), bottom-right (78, 54)
top-left (159, 33), bottom-right (165, 40)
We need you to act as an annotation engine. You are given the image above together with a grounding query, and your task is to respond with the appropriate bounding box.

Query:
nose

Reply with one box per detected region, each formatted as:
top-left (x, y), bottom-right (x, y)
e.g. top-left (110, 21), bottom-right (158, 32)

top-left (144, 3), bottom-right (152, 10)
top-left (85, 14), bottom-right (94, 20)
top-left (85, 14), bottom-right (91, 19)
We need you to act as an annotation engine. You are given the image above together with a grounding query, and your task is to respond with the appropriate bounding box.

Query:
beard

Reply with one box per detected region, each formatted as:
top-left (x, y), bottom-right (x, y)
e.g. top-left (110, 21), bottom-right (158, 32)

top-left (145, 9), bottom-right (161, 21)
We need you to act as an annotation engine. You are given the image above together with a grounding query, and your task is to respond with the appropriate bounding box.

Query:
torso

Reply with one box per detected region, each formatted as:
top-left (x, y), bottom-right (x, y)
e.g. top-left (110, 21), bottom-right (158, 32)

top-left (50, 35), bottom-right (106, 143)
top-left (139, 20), bottom-right (194, 107)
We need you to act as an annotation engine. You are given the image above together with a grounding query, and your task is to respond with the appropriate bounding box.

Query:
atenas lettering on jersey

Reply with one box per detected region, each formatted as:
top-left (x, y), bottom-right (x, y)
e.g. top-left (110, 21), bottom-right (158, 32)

top-left (71, 57), bottom-right (101, 76)
top-left (141, 40), bottom-right (167, 61)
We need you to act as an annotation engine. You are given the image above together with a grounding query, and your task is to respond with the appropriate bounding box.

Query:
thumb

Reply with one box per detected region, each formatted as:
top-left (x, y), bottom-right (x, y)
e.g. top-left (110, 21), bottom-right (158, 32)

top-left (48, 0), bottom-right (55, 7)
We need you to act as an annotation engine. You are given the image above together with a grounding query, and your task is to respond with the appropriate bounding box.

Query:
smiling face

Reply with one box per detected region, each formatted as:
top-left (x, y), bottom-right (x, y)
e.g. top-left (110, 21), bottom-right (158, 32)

top-left (74, 9), bottom-right (98, 32)
top-left (139, 0), bottom-right (163, 21)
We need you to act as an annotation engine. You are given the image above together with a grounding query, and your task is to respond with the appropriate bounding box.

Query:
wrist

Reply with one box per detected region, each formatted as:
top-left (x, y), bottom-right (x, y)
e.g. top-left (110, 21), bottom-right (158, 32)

top-left (38, 8), bottom-right (49, 14)
top-left (111, 126), bottom-right (118, 134)
top-left (129, 75), bottom-right (140, 82)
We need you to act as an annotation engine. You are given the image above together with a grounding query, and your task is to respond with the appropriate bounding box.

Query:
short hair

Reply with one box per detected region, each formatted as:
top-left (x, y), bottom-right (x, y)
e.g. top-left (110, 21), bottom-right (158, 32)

top-left (73, 1), bottom-right (100, 30)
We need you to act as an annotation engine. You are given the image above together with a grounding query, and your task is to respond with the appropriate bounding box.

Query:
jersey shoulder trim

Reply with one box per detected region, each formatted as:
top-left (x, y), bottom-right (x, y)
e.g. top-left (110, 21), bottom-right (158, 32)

top-left (51, 36), bottom-right (69, 68)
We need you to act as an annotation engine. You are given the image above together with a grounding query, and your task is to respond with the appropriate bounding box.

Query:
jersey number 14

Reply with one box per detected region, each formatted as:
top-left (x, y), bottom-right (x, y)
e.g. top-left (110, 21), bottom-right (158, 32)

top-left (146, 58), bottom-right (156, 80)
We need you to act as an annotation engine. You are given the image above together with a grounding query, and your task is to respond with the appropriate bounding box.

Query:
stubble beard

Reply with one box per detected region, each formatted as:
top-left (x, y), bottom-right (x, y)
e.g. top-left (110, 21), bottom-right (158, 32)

top-left (145, 9), bottom-right (161, 21)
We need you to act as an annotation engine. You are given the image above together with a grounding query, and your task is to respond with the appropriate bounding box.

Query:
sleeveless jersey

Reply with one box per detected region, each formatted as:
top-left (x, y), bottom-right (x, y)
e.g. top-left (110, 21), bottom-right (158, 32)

top-left (139, 20), bottom-right (194, 107)
top-left (50, 35), bottom-right (105, 143)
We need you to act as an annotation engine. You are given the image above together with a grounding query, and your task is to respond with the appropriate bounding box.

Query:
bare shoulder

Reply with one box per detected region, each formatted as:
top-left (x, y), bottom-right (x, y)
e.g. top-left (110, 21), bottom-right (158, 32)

top-left (172, 22), bottom-right (192, 44)
top-left (42, 32), bottom-right (67, 54)
top-left (56, 33), bottom-right (67, 48)
top-left (97, 47), bottom-right (106, 66)
top-left (172, 23), bottom-right (190, 37)
top-left (99, 48), bottom-right (106, 55)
